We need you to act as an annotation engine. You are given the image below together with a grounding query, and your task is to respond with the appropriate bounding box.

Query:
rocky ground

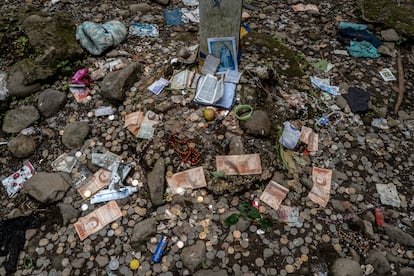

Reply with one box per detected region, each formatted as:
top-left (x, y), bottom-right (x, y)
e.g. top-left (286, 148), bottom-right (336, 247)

top-left (1, 0), bottom-right (414, 275)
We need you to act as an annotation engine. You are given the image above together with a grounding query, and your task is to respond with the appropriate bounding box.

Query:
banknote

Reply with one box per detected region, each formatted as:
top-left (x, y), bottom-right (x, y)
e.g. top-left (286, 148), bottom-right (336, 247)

top-left (308, 167), bottom-right (332, 207)
top-left (166, 167), bottom-right (207, 195)
top-left (300, 126), bottom-right (318, 152)
top-left (76, 168), bottom-right (111, 199)
top-left (216, 154), bottom-right (262, 175)
top-left (260, 180), bottom-right (289, 211)
top-left (124, 111), bottom-right (144, 136)
top-left (74, 201), bottom-right (122, 241)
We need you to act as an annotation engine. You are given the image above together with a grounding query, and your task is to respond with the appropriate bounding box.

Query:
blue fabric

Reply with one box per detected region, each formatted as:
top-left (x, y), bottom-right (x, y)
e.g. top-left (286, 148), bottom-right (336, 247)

top-left (346, 41), bottom-right (380, 58)
top-left (339, 21), bottom-right (367, 30)
top-left (337, 28), bottom-right (382, 48)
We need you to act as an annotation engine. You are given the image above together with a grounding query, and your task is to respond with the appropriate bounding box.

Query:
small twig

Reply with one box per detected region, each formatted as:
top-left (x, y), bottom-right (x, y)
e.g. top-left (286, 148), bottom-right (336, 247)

top-left (392, 50), bottom-right (405, 113)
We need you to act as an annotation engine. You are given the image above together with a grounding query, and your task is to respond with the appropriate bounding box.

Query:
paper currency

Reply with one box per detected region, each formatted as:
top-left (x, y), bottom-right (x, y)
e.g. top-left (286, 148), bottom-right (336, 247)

top-left (76, 169), bottom-right (111, 199)
top-left (300, 126), bottom-right (319, 152)
top-left (74, 201), bottom-right (122, 241)
top-left (91, 152), bottom-right (121, 171)
top-left (124, 111), bottom-right (144, 136)
top-left (260, 180), bottom-right (289, 211)
top-left (216, 154), bottom-right (262, 175)
top-left (166, 167), bottom-right (207, 195)
top-left (51, 153), bottom-right (77, 173)
top-left (376, 183), bottom-right (401, 207)
top-left (292, 4), bottom-right (319, 12)
top-left (308, 167), bottom-right (332, 207)
top-left (71, 164), bottom-right (92, 188)
top-left (278, 205), bottom-right (302, 227)
top-left (2, 162), bottom-right (36, 197)
top-left (136, 111), bottom-right (159, 140)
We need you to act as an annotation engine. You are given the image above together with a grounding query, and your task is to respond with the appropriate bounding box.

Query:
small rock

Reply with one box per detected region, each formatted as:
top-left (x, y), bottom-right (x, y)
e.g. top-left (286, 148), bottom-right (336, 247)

top-left (6, 71), bottom-right (41, 98)
top-left (37, 89), bottom-right (67, 118)
top-left (400, 267), bottom-right (414, 276)
top-left (365, 249), bottom-right (391, 275)
top-left (100, 62), bottom-right (142, 101)
top-left (330, 258), bottom-right (362, 276)
top-left (181, 240), bottom-right (206, 271)
top-left (336, 95), bottom-right (349, 111)
top-left (381, 29), bottom-right (400, 41)
top-left (384, 223), bottom-right (414, 246)
top-left (2, 105), bottom-right (40, 133)
top-left (194, 269), bottom-right (228, 276)
top-left (147, 158), bottom-right (165, 206)
top-left (240, 110), bottom-right (271, 137)
top-left (131, 217), bottom-right (159, 244)
top-left (7, 135), bottom-right (37, 158)
top-left (95, 255), bottom-right (109, 267)
top-left (377, 45), bottom-right (395, 57)
top-left (62, 121), bottom-right (90, 149)
top-left (24, 172), bottom-right (70, 203)
top-left (57, 203), bottom-right (79, 225)
top-left (228, 136), bottom-right (245, 155)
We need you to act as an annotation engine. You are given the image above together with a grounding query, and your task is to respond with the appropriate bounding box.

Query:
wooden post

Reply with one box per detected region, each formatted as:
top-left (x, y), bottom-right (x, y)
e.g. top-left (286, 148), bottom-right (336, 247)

top-left (199, 0), bottom-right (242, 58)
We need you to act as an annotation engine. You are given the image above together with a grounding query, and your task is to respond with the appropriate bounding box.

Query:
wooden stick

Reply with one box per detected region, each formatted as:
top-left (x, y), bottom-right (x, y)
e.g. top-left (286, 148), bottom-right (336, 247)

top-left (393, 50), bottom-right (405, 114)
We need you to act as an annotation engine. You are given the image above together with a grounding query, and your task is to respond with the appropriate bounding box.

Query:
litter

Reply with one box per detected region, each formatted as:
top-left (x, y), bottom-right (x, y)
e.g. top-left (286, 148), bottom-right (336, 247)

top-left (51, 153), bottom-right (77, 173)
top-left (76, 21), bottom-right (127, 55)
top-left (333, 49), bottom-right (349, 56)
top-left (315, 111), bottom-right (344, 127)
top-left (300, 126), bottom-right (319, 152)
top-left (106, 58), bottom-right (128, 72)
top-left (71, 164), bottom-right (93, 188)
top-left (76, 168), bottom-right (111, 199)
top-left (181, 8), bottom-right (200, 23)
top-left (183, 0), bottom-right (199, 5)
top-left (136, 111), bottom-right (159, 140)
top-left (224, 70), bottom-right (242, 84)
top-left (376, 183), bottom-right (401, 207)
top-left (148, 78), bottom-right (170, 95)
top-left (152, 236), bottom-right (168, 263)
top-left (342, 87), bottom-right (370, 113)
top-left (90, 186), bottom-right (137, 204)
top-left (74, 200), bottom-right (122, 241)
top-left (166, 166), bottom-right (207, 195)
top-left (313, 59), bottom-right (335, 73)
top-left (374, 208), bottom-right (385, 226)
top-left (292, 4), bottom-right (319, 12)
top-left (124, 111), bottom-right (144, 137)
top-left (307, 167), bottom-right (332, 207)
top-left (201, 54), bottom-right (220, 75)
top-left (69, 84), bottom-right (89, 103)
top-left (194, 74), bottom-right (224, 105)
top-left (169, 134), bottom-right (201, 165)
top-left (164, 8), bottom-right (185, 25)
top-left (310, 76), bottom-right (339, 96)
top-left (339, 21), bottom-right (367, 30)
top-left (379, 68), bottom-right (396, 81)
top-left (278, 89), bottom-right (305, 108)
top-left (129, 23), bottom-right (159, 37)
top-left (170, 69), bottom-right (195, 90)
top-left (91, 152), bottom-right (121, 170)
top-left (346, 41), bottom-right (380, 58)
top-left (278, 205), bottom-right (302, 227)
top-left (279, 121), bottom-right (301, 149)
top-left (71, 69), bottom-right (91, 86)
top-left (371, 118), bottom-right (389, 130)
top-left (337, 27), bottom-right (382, 48)
top-left (216, 154), bottom-right (262, 175)
top-left (95, 106), bottom-right (114, 117)
top-left (2, 162), bottom-right (36, 197)
top-left (259, 180), bottom-right (289, 211)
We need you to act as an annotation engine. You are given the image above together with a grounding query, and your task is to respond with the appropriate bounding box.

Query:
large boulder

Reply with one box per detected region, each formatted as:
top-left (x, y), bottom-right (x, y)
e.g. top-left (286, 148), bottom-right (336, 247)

top-left (359, 0), bottom-right (414, 37)
top-left (24, 172), bottom-right (70, 203)
top-left (100, 62), bottom-right (142, 101)
top-left (2, 105), bottom-right (40, 133)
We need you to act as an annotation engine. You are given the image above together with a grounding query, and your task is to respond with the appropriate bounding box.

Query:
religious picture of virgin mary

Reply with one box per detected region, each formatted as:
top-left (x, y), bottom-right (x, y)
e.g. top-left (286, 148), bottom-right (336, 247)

top-left (207, 37), bottom-right (238, 74)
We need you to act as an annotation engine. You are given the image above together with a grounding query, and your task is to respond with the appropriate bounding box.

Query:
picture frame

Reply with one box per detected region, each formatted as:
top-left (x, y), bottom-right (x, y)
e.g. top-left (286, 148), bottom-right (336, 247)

top-left (207, 37), bottom-right (238, 74)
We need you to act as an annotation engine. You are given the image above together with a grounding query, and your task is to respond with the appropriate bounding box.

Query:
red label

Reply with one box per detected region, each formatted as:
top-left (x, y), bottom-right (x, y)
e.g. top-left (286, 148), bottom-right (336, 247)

top-left (375, 208), bottom-right (384, 227)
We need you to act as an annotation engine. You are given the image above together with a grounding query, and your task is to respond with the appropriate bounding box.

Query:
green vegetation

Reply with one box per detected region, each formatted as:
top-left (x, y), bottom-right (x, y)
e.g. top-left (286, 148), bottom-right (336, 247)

top-left (14, 36), bottom-right (30, 57)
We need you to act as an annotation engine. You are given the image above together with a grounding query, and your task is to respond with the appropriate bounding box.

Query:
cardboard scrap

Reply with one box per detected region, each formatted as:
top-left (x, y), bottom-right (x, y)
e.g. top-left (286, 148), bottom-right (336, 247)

top-left (216, 154), bottom-right (262, 175)
top-left (166, 166), bottom-right (207, 195)
top-left (74, 201), bottom-right (122, 241)
top-left (308, 167), bottom-right (332, 207)
top-left (300, 126), bottom-right (319, 152)
top-left (260, 180), bottom-right (289, 211)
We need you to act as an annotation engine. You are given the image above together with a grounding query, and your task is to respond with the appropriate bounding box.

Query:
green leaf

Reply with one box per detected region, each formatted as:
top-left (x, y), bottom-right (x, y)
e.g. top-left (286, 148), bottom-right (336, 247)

top-left (211, 170), bottom-right (225, 178)
top-left (258, 218), bottom-right (274, 232)
top-left (239, 203), bottom-right (260, 220)
top-left (225, 214), bottom-right (239, 226)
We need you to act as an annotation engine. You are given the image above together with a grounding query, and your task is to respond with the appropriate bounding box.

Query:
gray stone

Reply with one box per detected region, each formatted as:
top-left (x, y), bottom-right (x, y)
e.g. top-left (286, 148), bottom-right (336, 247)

top-left (228, 136), bottom-right (245, 155)
top-left (147, 158), bottom-right (165, 206)
top-left (129, 3), bottom-right (151, 13)
top-left (95, 255), bottom-right (109, 267)
top-left (330, 258), bottom-right (362, 276)
top-left (100, 63), bottom-right (142, 101)
top-left (57, 203), bottom-right (79, 226)
top-left (336, 95), bottom-right (349, 111)
top-left (384, 223), bottom-right (414, 246)
top-left (38, 89), bottom-right (67, 118)
top-left (71, 258), bottom-right (85, 269)
top-left (377, 45), bottom-right (396, 57)
top-left (360, 220), bottom-right (375, 239)
top-left (7, 135), bottom-right (37, 158)
top-left (24, 172), bottom-right (70, 203)
top-left (131, 217), bottom-right (159, 244)
top-left (180, 240), bottom-right (206, 271)
top-left (6, 70), bottom-right (41, 98)
top-left (381, 29), bottom-right (400, 41)
top-left (62, 121), bottom-right (90, 149)
top-left (2, 105), bottom-right (40, 133)
top-left (240, 110), bottom-right (271, 137)
top-left (377, 107), bottom-right (388, 118)
top-left (194, 269), bottom-right (228, 276)
top-left (365, 249), bottom-right (391, 275)
top-left (400, 267), bottom-right (414, 276)
top-left (152, 0), bottom-right (170, 5)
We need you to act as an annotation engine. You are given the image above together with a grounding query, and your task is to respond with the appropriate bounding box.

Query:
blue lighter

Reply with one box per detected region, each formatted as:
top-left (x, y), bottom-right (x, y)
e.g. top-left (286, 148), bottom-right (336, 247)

top-left (152, 236), bottom-right (168, 263)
